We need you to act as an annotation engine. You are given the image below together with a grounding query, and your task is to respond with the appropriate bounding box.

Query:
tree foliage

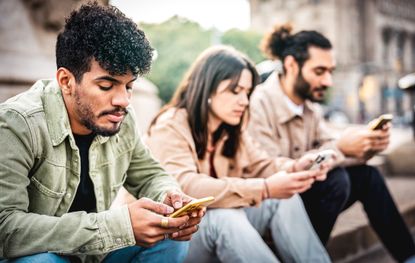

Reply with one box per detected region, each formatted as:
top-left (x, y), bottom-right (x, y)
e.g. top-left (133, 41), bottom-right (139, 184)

top-left (140, 17), bottom-right (265, 103)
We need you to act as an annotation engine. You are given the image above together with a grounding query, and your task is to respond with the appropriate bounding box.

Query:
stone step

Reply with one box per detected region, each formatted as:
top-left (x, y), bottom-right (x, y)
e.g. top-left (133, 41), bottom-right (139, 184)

top-left (327, 177), bottom-right (415, 262)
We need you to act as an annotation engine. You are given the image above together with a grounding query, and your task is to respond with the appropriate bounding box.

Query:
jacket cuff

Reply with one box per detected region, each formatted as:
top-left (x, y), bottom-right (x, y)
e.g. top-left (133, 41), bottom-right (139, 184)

top-left (97, 205), bottom-right (135, 253)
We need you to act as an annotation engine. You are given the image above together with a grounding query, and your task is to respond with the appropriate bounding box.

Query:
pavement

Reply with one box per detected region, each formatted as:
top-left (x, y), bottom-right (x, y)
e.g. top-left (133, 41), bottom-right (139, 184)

top-left (326, 127), bottom-right (415, 263)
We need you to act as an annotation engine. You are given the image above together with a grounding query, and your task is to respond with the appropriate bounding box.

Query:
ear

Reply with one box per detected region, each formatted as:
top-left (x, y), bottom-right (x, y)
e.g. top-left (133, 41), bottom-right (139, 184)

top-left (56, 68), bottom-right (76, 95)
top-left (283, 55), bottom-right (300, 77)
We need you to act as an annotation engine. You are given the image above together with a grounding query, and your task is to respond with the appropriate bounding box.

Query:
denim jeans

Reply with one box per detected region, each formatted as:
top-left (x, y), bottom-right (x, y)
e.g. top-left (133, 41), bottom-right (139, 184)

top-left (185, 195), bottom-right (330, 263)
top-left (301, 164), bottom-right (415, 262)
top-left (0, 239), bottom-right (188, 263)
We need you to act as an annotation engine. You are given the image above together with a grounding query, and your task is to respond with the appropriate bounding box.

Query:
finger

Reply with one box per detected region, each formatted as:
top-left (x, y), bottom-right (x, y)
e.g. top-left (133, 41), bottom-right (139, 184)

top-left (291, 171), bottom-right (314, 181)
top-left (171, 225), bottom-right (199, 239)
top-left (167, 191), bottom-right (183, 209)
top-left (137, 198), bottom-right (174, 215)
top-left (162, 215), bottom-right (190, 228)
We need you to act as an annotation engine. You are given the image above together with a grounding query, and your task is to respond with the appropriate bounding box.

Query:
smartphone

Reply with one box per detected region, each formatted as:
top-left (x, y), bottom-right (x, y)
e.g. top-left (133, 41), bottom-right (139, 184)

top-left (169, 196), bottom-right (215, 218)
top-left (368, 114), bottom-right (393, 130)
top-left (308, 149), bottom-right (336, 171)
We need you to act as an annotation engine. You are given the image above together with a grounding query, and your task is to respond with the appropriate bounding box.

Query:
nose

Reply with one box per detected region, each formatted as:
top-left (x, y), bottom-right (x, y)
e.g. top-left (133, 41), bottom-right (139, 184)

top-left (238, 92), bottom-right (249, 106)
top-left (112, 88), bottom-right (131, 109)
top-left (321, 72), bottom-right (333, 87)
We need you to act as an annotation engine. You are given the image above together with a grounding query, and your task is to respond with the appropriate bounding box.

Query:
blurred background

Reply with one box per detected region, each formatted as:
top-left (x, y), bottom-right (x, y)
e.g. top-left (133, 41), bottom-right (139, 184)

top-left (0, 0), bottom-right (414, 262)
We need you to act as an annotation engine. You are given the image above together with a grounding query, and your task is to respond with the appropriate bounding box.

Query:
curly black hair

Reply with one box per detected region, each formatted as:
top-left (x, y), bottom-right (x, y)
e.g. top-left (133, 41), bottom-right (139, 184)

top-left (56, 2), bottom-right (153, 82)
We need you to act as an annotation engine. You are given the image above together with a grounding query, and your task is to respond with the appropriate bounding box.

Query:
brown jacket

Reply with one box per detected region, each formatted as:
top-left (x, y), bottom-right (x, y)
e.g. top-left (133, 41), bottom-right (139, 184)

top-left (144, 108), bottom-right (295, 208)
top-left (248, 72), bottom-right (345, 163)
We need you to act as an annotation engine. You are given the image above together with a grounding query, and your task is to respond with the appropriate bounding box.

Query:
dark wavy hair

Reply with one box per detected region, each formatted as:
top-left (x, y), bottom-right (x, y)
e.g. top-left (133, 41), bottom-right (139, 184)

top-left (56, 2), bottom-right (153, 82)
top-left (261, 23), bottom-right (332, 72)
top-left (149, 46), bottom-right (259, 159)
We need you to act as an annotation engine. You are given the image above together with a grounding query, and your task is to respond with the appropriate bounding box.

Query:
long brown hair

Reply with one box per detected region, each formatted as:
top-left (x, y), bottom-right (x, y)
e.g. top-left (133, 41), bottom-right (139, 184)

top-left (149, 45), bottom-right (259, 159)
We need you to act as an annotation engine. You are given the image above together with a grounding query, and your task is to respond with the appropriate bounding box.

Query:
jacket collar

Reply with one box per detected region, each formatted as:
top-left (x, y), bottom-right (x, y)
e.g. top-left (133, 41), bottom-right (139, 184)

top-left (261, 71), bottom-right (315, 124)
top-left (42, 80), bottom-right (110, 146)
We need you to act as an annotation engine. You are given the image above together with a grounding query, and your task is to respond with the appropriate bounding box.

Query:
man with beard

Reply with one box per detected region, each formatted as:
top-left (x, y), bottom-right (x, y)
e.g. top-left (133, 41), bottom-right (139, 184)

top-left (0, 3), bottom-right (205, 263)
top-left (248, 24), bottom-right (415, 262)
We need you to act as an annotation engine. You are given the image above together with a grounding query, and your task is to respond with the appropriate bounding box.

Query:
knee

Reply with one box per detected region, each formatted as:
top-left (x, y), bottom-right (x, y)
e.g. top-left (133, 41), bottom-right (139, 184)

top-left (205, 209), bottom-right (248, 233)
top-left (327, 167), bottom-right (351, 200)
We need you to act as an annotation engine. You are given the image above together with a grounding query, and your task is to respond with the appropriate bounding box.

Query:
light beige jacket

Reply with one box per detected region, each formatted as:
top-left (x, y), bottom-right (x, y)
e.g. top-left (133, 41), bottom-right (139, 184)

top-left (248, 71), bottom-right (345, 164)
top-left (144, 108), bottom-right (295, 208)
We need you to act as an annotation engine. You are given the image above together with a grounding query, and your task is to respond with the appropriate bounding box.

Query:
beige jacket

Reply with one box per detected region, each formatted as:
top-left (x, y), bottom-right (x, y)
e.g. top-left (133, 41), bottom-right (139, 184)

top-left (144, 108), bottom-right (295, 208)
top-left (248, 72), bottom-right (345, 164)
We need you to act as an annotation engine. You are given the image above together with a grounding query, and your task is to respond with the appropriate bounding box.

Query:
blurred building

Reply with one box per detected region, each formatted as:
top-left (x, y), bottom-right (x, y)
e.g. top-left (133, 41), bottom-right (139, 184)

top-left (0, 0), bottom-right (160, 132)
top-left (249, 0), bottom-right (415, 124)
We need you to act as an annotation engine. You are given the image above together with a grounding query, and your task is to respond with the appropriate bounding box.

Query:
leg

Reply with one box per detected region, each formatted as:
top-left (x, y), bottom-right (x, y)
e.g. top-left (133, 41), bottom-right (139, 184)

top-left (0, 253), bottom-right (70, 263)
top-left (345, 165), bottom-right (415, 262)
top-left (103, 239), bottom-right (188, 263)
top-left (185, 208), bottom-right (279, 263)
top-left (246, 197), bottom-right (330, 263)
top-left (300, 167), bottom-right (351, 244)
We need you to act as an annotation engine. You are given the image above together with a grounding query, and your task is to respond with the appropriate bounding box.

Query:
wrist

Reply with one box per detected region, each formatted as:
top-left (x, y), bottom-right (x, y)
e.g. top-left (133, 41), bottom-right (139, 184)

top-left (262, 179), bottom-right (270, 200)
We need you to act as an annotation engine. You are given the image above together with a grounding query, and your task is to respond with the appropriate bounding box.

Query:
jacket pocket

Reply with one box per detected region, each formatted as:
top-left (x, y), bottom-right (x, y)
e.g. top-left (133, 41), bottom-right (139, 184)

top-left (27, 176), bottom-right (66, 215)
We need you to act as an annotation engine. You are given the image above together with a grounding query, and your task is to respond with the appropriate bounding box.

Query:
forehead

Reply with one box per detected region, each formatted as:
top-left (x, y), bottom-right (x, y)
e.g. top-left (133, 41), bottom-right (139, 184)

top-left (304, 46), bottom-right (336, 69)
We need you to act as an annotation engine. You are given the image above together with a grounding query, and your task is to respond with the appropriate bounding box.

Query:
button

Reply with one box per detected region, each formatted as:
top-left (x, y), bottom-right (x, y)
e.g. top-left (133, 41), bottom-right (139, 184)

top-left (66, 192), bottom-right (72, 198)
top-left (115, 238), bottom-right (122, 244)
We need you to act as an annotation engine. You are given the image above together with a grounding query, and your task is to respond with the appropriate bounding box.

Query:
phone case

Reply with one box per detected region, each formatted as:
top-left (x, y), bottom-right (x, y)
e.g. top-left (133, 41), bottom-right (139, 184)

top-left (169, 196), bottom-right (215, 218)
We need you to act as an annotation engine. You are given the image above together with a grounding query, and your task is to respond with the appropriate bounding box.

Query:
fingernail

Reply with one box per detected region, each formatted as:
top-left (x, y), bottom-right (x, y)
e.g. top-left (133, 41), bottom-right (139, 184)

top-left (166, 206), bottom-right (174, 213)
top-left (174, 202), bottom-right (181, 209)
top-left (172, 232), bottom-right (178, 238)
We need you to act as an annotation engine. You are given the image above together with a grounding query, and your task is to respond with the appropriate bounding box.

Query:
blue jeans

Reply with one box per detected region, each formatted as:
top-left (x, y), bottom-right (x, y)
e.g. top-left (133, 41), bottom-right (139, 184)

top-left (0, 239), bottom-right (188, 263)
top-left (185, 196), bottom-right (330, 263)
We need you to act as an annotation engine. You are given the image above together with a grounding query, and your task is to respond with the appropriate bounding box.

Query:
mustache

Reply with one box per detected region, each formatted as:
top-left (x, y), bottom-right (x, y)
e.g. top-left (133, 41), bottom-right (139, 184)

top-left (98, 107), bottom-right (128, 117)
top-left (313, 86), bottom-right (329, 92)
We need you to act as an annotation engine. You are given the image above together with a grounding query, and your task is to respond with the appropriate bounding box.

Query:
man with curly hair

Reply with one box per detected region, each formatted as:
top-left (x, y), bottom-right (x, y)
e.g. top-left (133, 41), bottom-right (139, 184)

top-left (248, 24), bottom-right (415, 262)
top-left (0, 3), bottom-right (204, 262)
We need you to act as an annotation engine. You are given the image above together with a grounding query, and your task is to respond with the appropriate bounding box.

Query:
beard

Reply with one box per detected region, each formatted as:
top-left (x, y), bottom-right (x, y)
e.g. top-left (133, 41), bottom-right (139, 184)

top-left (73, 89), bottom-right (128, 137)
top-left (294, 71), bottom-right (328, 103)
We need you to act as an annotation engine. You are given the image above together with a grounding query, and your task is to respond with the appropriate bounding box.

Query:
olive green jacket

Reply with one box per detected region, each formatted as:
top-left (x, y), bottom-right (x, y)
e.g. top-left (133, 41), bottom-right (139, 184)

top-left (0, 79), bottom-right (180, 261)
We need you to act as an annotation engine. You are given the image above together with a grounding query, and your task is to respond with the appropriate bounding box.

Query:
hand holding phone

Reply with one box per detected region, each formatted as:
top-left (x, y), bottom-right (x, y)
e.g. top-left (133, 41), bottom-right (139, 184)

top-left (368, 114), bottom-right (393, 130)
top-left (308, 149), bottom-right (336, 171)
top-left (169, 196), bottom-right (215, 218)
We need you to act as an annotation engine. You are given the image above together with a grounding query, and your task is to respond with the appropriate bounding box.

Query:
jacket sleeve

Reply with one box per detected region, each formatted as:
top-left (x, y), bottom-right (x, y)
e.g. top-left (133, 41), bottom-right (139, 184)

top-left (239, 132), bottom-right (295, 177)
top-left (0, 109), bottom-right (135, 258)
top-left (145, 121), bottom-right (266, 209)
top-left (123, 121), bottom-right (181, 203)
top-left (248, 92), bottom-right (282, 157)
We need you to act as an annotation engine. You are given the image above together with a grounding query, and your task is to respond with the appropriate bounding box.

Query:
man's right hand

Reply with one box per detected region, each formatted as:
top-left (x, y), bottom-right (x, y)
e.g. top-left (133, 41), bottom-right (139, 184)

top-left (336, 124), bottom-right (390, 159)
top-left (128, 198), bottom-right (190, 247)
top-left (264, 170), bottom-right (318, 199)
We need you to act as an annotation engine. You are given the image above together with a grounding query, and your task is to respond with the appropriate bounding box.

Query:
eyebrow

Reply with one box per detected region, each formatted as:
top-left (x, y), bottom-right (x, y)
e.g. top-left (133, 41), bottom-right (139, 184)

top-left (94, 76), bottom-right (137, 84)
top-left (314, 66), bottom-right (336, 72)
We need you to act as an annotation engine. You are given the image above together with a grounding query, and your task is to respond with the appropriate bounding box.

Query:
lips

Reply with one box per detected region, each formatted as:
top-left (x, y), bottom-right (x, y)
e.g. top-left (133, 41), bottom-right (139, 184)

top-left (233, 110), bottom-right (245, 117)
top-left (106, 112), bottom-right (125, 123)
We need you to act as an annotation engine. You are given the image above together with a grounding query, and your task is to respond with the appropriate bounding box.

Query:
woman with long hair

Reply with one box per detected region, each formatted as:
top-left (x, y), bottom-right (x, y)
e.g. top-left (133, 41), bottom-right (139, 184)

top-left (145, 46), bottom-right (331, 262)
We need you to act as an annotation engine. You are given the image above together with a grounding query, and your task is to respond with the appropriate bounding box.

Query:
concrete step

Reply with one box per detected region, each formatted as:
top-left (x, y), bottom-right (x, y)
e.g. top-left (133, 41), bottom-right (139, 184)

top-left (327, 176), bottom-right (415, 262)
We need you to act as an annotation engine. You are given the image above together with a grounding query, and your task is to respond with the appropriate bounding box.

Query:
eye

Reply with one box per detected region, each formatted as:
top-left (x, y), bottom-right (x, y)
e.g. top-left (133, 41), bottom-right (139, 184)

top-left (99, 85), bottom-right (113, 91)
top-left (314, 69), bottom-right (324, 76)
top-left (126, 85), bottom-right (133, 92)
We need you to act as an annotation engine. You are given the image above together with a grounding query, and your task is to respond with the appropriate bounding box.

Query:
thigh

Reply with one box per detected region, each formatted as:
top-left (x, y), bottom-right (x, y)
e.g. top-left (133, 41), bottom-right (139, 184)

top-left (244, 199), bottom-right (280, 236)
top-left (0, 253), bottom-right (70, 263)
top-left (104, 240), bottom-right (188, 263)
top-left (185, 208), bottom-right (278, 263)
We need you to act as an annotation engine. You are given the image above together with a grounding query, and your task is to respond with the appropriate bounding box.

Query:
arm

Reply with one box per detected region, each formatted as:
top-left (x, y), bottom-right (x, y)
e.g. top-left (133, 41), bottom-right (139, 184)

top-left (145, 121), bottom-right (265, 208)
top-left (0, 110), bottom-right (135, 258)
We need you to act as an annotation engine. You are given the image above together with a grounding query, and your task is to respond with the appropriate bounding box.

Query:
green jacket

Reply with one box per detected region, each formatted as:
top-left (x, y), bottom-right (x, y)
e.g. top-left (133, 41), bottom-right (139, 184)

top-left (0, 79), bottom-right (180, 261)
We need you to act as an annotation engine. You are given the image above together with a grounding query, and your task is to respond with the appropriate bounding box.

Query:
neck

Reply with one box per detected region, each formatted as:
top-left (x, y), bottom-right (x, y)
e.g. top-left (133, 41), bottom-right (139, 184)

top-left (207, 113), bottom-right (221, 147)
top-left (279, 74), bottom-right (304, 106)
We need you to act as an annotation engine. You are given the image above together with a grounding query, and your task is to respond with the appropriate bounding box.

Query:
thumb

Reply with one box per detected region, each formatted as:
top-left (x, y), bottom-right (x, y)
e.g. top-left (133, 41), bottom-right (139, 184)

top-left (135, 197), bottom-right (174, 215)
